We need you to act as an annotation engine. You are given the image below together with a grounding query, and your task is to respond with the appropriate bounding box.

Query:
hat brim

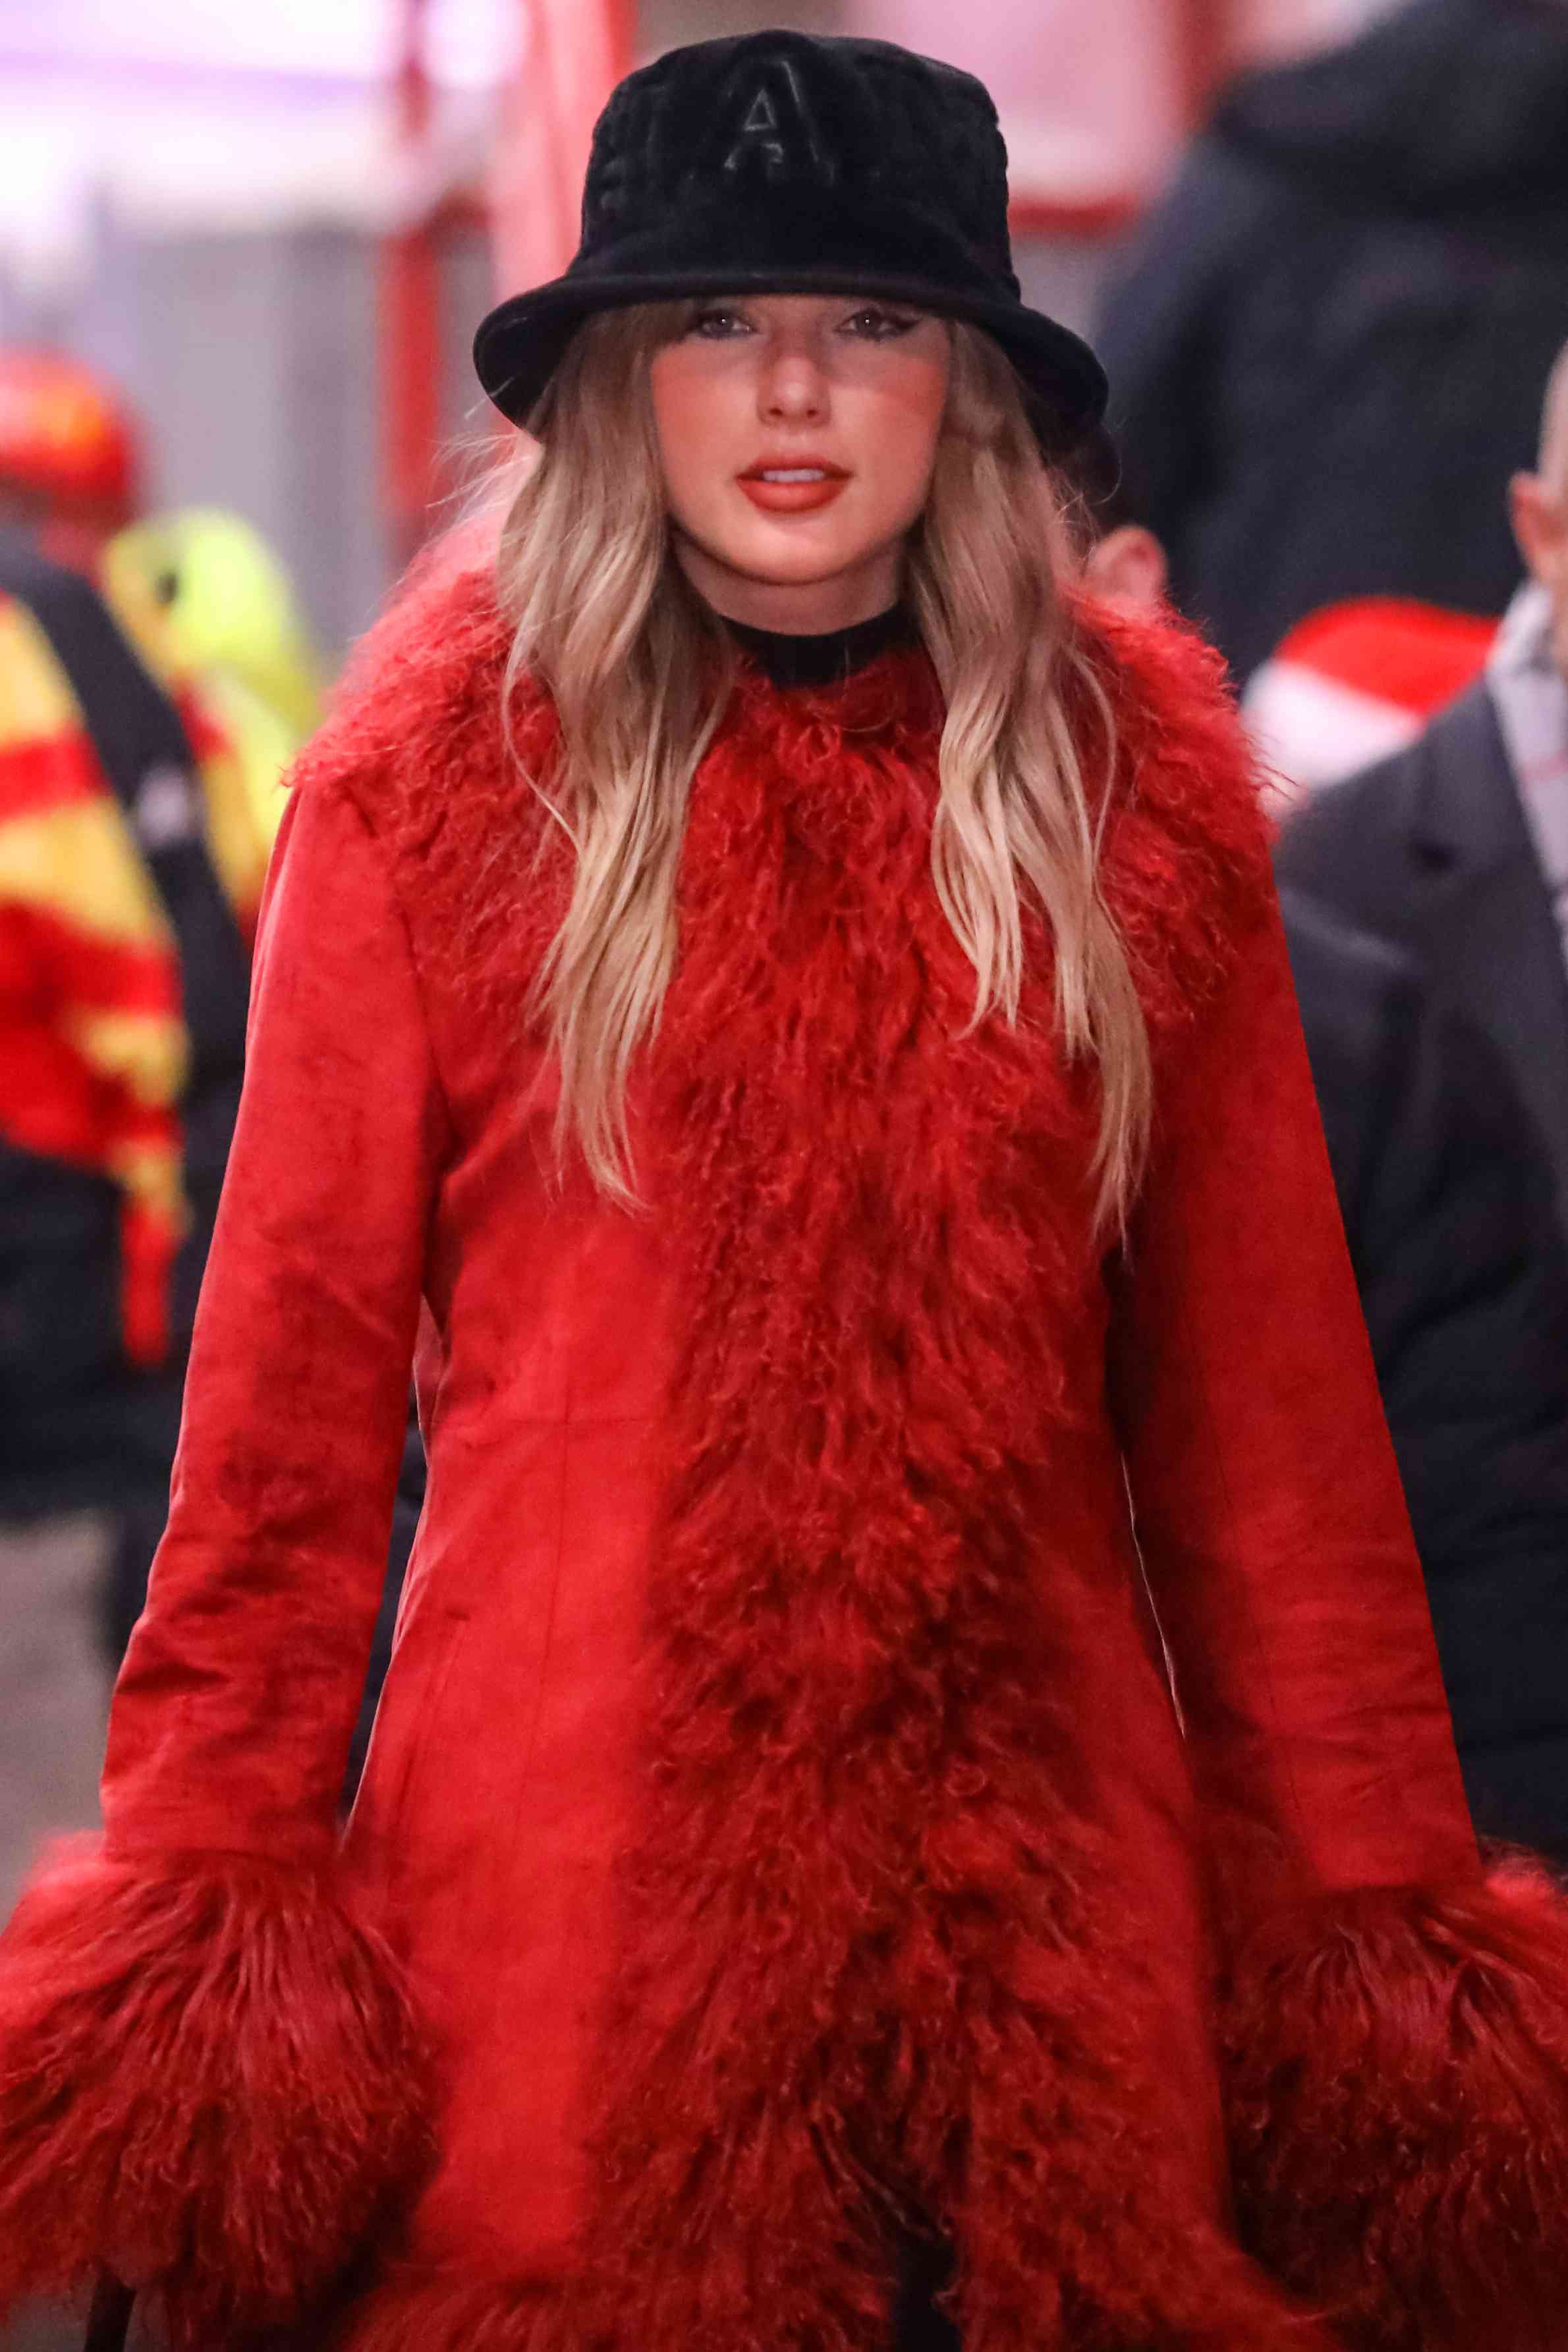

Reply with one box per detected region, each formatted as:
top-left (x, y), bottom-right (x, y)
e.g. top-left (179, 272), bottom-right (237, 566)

top-left (473, 268), bottom-right (1106, 459)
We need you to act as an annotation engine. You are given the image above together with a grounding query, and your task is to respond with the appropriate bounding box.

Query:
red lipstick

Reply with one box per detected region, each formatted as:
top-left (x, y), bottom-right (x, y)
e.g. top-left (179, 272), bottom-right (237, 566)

top-left (737, 460), bottom-right (849, 514)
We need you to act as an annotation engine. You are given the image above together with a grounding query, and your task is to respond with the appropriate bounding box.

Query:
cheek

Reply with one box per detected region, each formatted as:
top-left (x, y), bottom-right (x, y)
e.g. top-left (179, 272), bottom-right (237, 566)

top-left (649, 355), bottom-right (738, 520)
top-left (856, 360), bottom-right (949, 518)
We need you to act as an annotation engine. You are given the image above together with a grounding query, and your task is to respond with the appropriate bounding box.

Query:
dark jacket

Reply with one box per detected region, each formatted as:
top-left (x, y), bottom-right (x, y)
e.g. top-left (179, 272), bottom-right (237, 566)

top-left (1096, 0), bottom-right (1568, 680)
top-left (1281, 884), bottom-right (1568, 1860)
top-left (1276, 679), bottom-right (1568, 1239)
top-left (0, 1141), bottom-right (171, 1522)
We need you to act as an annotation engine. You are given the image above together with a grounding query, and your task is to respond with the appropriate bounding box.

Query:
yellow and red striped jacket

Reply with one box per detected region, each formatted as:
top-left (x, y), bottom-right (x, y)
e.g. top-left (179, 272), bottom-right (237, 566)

top-left (0, 584), bottom-right (281, 1367)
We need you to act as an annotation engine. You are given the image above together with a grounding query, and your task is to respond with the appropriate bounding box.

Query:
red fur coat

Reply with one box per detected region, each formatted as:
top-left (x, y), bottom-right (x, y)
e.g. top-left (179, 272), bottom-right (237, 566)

top-left (4, 568), bottom-right (1568, 2352)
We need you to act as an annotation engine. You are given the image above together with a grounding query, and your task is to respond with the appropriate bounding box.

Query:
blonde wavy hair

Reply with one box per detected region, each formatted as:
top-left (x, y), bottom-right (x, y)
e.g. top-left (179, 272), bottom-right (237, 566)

top-left (495, 304), bottom-right (1150, 1225)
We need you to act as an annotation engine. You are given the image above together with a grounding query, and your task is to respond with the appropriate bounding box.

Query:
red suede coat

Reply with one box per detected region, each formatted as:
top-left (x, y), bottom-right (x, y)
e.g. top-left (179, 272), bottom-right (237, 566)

top-left (5, 567), bottom-right (1568, 2352)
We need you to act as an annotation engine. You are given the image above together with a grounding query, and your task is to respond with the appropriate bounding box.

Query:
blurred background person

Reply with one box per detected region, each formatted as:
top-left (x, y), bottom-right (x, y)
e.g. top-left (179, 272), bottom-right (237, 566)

top-left (101, 507), bottom-right (320, 892)
top-left (1277, 340), bottom-right (1568, 1245)
top-left (0, 351), bottom-right (181, 1915)
top-left (0, 351), bottom-right (301, 1916)
top-left (1276, 887), bottom-right (1568, 1861)
top-left (1071, 424), bottom-right (1568, 1862)
top-left (1096, 0), bottom-right (1568, 683)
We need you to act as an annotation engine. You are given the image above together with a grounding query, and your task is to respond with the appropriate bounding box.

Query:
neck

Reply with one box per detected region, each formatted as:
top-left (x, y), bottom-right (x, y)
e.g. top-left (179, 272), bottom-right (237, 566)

top-left (671, 533), bottom-right (904, 635)
top-left (721, 602), bottom-right (916, 691)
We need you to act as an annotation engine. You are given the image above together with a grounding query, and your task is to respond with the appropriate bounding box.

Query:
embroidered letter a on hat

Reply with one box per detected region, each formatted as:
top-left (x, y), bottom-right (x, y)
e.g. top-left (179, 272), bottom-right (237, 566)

top-left (719, 59), bottom-right (834, 189)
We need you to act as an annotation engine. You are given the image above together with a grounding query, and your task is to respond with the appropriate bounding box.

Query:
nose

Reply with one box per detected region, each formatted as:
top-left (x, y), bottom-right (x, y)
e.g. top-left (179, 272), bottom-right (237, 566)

top-left (756, 332), bottom-right (829, 428)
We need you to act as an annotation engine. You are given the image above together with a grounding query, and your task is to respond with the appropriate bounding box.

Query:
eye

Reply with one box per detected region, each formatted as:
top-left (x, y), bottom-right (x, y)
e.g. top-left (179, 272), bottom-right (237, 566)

top-left (685, 304), bottom-right (755, 340)
top-left (841, 305), bottom-right (921, 341)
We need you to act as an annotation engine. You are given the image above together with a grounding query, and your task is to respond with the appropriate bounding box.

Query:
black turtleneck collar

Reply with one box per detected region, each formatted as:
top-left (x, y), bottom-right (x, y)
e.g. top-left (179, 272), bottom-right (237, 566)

top-left (723, 603), bottom-right (918, 691)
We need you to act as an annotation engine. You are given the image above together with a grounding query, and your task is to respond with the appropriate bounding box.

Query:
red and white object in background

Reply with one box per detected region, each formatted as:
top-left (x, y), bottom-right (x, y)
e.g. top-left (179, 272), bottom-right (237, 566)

top-left (489, 0), bottom-right (630, 300)
top-left (1243, 597), bottom-right (1498, 809)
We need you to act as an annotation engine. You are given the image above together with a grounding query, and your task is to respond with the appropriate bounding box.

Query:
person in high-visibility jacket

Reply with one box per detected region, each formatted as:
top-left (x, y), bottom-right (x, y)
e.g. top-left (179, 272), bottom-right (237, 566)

top-left (0, 356), bottom-right (316, 1907)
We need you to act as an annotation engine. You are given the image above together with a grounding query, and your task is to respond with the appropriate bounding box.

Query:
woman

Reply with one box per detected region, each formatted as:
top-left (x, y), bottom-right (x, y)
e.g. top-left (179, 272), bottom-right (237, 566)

top-left (3, 32), bottom-right (1568, 2352)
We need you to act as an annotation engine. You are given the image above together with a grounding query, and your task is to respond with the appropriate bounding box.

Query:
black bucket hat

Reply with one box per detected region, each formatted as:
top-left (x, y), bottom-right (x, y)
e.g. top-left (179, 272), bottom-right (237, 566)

top-left (473, 30), bottom-right (1107, 458)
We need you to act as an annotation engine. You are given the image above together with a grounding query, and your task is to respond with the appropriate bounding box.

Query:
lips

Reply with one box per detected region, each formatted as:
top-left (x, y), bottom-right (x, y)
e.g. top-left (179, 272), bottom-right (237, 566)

top-left (737, 461), bottom-right (850, 515)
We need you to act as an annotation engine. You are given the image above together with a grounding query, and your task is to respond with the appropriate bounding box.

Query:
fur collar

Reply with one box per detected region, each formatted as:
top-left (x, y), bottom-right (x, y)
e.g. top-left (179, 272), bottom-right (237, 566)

top-left (303, 559), bottom-right (1274, 1071)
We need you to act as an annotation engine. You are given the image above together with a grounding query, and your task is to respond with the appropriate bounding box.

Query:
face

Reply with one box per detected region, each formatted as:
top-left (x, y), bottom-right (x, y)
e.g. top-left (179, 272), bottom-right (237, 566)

top-left (648, 293), bottom-right (951, 633)
top-left (1510, 461), bottom-right (1568, 683)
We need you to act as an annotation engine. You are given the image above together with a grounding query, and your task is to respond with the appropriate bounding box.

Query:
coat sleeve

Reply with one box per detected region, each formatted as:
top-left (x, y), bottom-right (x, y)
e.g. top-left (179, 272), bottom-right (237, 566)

top-left (1109, 884), bottom-right (1478, 1901)
top-left (101, 770), bottom-right (449, 1857)
top-left (1107, 880), bottom-right (1568, 2349)
top-left (0, 769), bottom-right (447, 2347)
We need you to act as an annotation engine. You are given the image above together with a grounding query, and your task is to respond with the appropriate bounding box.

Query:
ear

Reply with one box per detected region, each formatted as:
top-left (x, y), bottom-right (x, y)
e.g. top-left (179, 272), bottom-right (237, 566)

top-left (1084, 524), bottom-right (1169, 613)
top-left (1509, 469), bottom-right (1567, 585)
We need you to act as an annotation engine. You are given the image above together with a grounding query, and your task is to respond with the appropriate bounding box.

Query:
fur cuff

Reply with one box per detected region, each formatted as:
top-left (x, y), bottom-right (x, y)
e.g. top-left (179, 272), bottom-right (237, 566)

top-left (0, 1838), bottom-right (432, 2348)
top-left (1222, 1855), bottom-right (1568, 2351)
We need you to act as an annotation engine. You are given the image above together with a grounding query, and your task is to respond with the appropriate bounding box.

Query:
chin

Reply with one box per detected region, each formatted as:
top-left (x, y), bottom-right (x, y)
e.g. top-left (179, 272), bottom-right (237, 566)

top-left (727, 532), bottom-right (885, 592)
top-left (741, 556), bottom-right (866, 592)
top-left (735, 530), bottom-right (862, 575)
top-left (673, 512), bottom-right (900, 618)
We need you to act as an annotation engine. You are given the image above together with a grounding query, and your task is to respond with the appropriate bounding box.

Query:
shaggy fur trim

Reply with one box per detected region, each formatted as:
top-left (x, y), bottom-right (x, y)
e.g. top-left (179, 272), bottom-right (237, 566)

top-left (0, 1839), bottom-right (432, 2348)
top-left (1223, 1855), bottom-right (1568, 2351)
top-left (296, 554), bottom-right (512, 789)
top-left (294, 569), bottom-right (1281, 1064)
